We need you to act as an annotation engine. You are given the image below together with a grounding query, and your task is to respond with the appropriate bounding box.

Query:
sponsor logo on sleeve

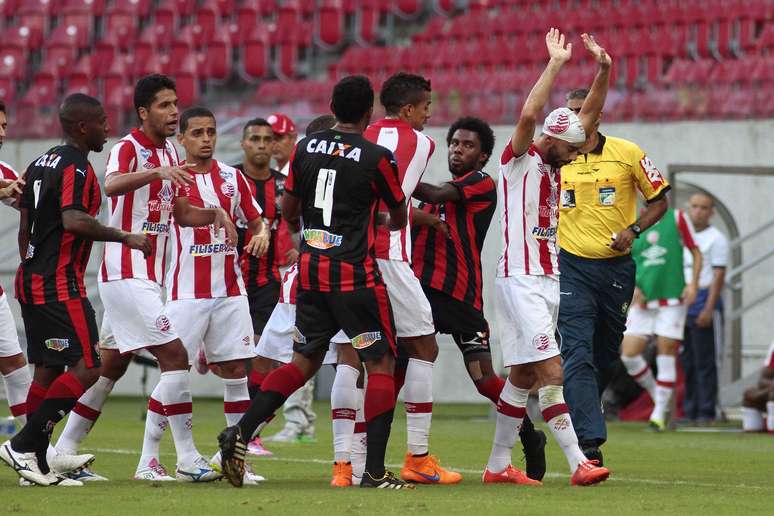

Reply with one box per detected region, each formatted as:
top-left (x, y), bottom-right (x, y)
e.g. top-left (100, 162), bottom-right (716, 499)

top-left (640, 156), bottom-right (665, 189)
top-left (303, 229), bottom-right (343, 249)
top-left (351, 332), bottom-right (381, 349)
top-left (45, 338), bottom-right (70, 352)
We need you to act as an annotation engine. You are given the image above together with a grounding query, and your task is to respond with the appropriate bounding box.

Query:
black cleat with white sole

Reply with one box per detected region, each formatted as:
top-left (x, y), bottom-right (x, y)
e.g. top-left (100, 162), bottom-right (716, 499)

top-left (218, 426), bottom-right (246, 488)
top-left (521, 429), bottom-right (547, 481)
top-left (360, 470), bottom-right (415, 490)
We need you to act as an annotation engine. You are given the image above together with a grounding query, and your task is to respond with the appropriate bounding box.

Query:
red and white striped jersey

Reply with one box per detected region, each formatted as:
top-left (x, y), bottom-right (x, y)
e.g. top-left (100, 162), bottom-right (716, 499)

top-left (167, 160), bottom-right (262, 300)
top-left (497, 142), bottom-right (560, 277)
top-left (364, 118), bottom-right (434, 262)
top-left (278, 262), bottom-right (298, 305)
top-left (99, 129), bottom-right (180, 285)
top-left (0, 160), bottom-right (18, 296)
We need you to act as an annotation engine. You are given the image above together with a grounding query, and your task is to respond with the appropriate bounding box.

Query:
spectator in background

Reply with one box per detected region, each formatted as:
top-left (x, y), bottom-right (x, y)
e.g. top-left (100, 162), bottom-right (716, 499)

top-left (741, 341), bottom-right (774, 432)
top-left (681, 193), bottom-right (729, 424)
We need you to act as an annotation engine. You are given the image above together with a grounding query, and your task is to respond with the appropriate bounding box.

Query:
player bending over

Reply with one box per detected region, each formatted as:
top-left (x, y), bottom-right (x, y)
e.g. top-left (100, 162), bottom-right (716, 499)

top-left (483, 29), bottom-right (610, 486)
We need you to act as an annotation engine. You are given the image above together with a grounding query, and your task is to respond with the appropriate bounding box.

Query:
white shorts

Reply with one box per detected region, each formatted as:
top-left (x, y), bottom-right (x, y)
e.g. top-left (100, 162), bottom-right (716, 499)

top-left (376, 259), bottom-right (434, 338)
top-left (98, 279), bottom-right (179, 354)
top-left (166, 296), bottom-right (256, 365)
top-left (98, 314), bottom-right (117, 350)
top-left (257, 302), bottom-right (342, 365)
top-left (0, 293), bottom-right (22, 357)
top-left (495, 275), bottom-right (560, 366)
top-left (624, 304), bottom-right (687, 341)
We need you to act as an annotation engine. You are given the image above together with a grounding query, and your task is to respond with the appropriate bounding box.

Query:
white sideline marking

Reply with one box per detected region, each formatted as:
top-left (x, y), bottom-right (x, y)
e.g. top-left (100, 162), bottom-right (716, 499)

top-left (83, 447), bottom-right (772, 491)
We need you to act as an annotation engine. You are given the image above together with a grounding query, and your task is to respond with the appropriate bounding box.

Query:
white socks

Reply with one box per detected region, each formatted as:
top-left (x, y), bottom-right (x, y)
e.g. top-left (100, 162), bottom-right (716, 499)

top-left (223, 377), bottom-right (250, 427)
top-left (486, 379), bottom-right (529, 473)
top-left (55, 376), bottom-right (115, 454)
top-left (159, 370), bottom-right (198, 467)
top-left (742, 407), bottom-right (764, 432)
top-left (404, 358), bottom-right (434, 456)
top-left (351, 387), bottom-right (366, 484)
top-left (138, 382), bottom-right (168, 469)
top-left (651, 355), bottom-right (676, 423)
top-left (539, 385), bottom-right (587, 473)
top-left (2, 365), bottom-right (31, 425)
top-left (622, 354), bottom-right (656, 400)
top-left (330, 365), bottom-right (359, 463)
top-left (768, 401), bottom-right (774, 433)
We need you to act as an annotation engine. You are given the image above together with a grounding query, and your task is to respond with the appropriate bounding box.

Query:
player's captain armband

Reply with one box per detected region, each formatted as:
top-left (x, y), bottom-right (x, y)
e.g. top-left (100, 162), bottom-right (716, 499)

top-left (639, 156), bottom-right (665, 191)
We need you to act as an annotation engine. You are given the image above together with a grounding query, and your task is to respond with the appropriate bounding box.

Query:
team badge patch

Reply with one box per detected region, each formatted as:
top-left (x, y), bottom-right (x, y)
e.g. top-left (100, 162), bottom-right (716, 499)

top-left (45, 338), bottom-right (70, 352)
top-left (220, 181), bottom-right (235, 198)
top-left (598, 186), bottom-right (616, 206)
top-left (155, 315), bottom-right (171, 332)
top-left (351, 332), bottom-right (381, 349)
top-left (532, 333), bottom-right (551, 352)
top-left (561, 189), bottom-right (576, 208)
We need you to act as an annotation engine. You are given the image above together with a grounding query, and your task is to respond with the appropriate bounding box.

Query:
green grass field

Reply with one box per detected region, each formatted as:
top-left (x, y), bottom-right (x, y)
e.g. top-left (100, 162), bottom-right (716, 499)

top-left (1, 398), bottom-right (773, 515)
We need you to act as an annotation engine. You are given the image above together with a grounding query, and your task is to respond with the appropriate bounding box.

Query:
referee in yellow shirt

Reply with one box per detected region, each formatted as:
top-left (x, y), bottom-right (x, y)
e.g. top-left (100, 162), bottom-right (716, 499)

top-left (559, 88), bottom-right (670, 465)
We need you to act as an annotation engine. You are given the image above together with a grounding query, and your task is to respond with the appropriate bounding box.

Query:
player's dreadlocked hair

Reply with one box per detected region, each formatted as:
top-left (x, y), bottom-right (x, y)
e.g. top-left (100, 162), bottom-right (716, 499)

top-left (380, 72), bottom-right (432, 115)
top-left (446, 117), bottom-right (496, 166)
top-left (134, 74), bottom-right (176, 120)
top-left (331, 75), bottom-right (374, 124)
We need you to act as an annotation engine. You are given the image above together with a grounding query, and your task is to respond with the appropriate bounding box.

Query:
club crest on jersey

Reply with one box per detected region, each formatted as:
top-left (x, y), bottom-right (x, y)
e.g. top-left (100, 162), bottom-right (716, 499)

top-left (532, 226), bottom-right (557, 240)
top-left (220, 181), bottom-right (235, 198)
top-left (305, 138), bottom-right (362, 162)
top-left (155, 315), bottom-right (171, 332)
top-left (533, 334), bottom-right (551, 352)
top-left (351, 332), bottom-right (381, 349)
top-left (303, 229), bottom-right (343, 249)
top-left (45, 338), bottom-right (70, 352)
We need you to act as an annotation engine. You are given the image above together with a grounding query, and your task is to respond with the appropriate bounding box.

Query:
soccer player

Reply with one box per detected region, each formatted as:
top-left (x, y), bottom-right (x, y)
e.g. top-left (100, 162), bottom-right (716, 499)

top-left (741, 341), bottom-right (774, 432)
top-left (621, 207), bottom-right (702, 431)
top-left (0, 94), bottom-right (152, 486)
top-left (411, 116), bottom-right (547, 481)
top-left (219, 75), bottom-right (412, 490)
top-left (165, 107), bottom-right (269, 484)
top-left (484, 29), bottom-right (610, 486)
top-left (0, 101), bottom-right (32, 428)
top-left (364, 72), bottom-right (460, 484)
top-left (53, 75), bottom-right (233, 483)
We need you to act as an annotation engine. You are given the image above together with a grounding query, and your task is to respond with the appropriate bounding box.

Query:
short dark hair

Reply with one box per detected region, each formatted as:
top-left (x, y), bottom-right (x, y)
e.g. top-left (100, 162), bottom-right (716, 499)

top-left (0, 100), bottom-right (5, 114)
top-left (380, 72), bottom-right (432, 115)
top-left (446, 116), bottom-right (495, 166)
top-left (179, 106), bottom-right (215, 133)
top-left (305, 114), bottom-right (336, 136)
top-left (242, 117), bottom-right (271, 139)
top-left (59, 93), bottom-right (102, 133)
top-left (566, 88), bottom-right (589, 101)
top-left (134, 74), bottom-right (176, 119)
top-left (331, 76), bottom-right (374, 124)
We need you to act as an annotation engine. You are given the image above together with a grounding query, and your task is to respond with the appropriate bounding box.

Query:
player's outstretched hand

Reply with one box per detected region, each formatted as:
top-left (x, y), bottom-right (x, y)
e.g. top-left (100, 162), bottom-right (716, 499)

top-left (123, 232), bottom-right (152, 257)
top-left (212, 208), bottom-right (238, 246)
top-left (245, 228), bottom-right (270, 258)
top-left (582, 33), bottom-right (611, 68)
top-left (157, 164), bottom-right (195, 188)
top-left (546, 27), bottom-right (572, 63)
top-left (0, 177), bottom-right (24, 199)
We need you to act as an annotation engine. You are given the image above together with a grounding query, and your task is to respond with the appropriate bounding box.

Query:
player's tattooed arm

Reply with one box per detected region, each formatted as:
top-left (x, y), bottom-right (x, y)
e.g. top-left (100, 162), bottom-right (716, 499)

top-left (512, 28), bottom-right (571, 157)
top-left (577, 33), bottom-right (612, 136)
top-left (61, 209), bottom-right (152, 256)
top-left (173, 197), bottom-right (238, 245)
top-left (104, 164), bottom-right (194, 197)
top-left (412, 182), bottom-right (461, 204)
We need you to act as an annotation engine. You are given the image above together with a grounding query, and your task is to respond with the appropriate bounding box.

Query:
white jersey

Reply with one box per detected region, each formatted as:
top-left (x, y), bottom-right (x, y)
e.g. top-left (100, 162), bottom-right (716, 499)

top-left (683, 225), bottom-right (729, 288)
top-left (497, 141), bottom-right (560, 277)
top-left (166, 160), bottom-right (262, 300)
top-left (100, 128), bottom-right (180, 285)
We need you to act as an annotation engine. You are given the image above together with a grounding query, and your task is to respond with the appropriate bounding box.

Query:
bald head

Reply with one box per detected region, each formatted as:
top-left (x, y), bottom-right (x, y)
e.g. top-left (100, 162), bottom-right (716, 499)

top-left (688, 192), bottom-right (715, 230)
top-left (59, 93), bottom-right (109, 153)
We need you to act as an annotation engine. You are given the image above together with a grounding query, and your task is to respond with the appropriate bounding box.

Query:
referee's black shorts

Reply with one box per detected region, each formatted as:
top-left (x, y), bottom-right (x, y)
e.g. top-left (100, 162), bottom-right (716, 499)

top-left (20, 297), bottom-right (101, 369)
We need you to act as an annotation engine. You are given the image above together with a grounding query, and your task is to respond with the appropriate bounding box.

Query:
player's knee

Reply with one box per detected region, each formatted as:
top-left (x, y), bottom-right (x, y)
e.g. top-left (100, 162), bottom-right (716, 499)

top-left (743, 388), bottom-right (760, 407)
top-left (101, 351), bottom-right (131, 381)
top-left (768, 389), bottom-right (774, 402)
top-left (217, 360), bottom-right (246, 378)
top-left (76, 366), bottom-right (101, 389)
top-left (0, 353), bottom-right (26, 375)
top-left (154, 339), bottom-right (190, 371)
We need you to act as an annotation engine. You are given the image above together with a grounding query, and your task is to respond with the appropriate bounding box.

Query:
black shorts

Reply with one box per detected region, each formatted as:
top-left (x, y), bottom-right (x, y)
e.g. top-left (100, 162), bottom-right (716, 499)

top-left (294, 284), bottom-right (396, 363)
top-left (20, 298), bottom-right (101, 369)
top-left (247, 282), bottom-right (281, 335)
top-left (423, 287), bottom-right (491, 358)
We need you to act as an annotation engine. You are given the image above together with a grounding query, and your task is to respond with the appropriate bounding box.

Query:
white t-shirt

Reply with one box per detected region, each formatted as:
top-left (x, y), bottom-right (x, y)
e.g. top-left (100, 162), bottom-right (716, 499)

top-left (683, 225), bottom-right (729, 288)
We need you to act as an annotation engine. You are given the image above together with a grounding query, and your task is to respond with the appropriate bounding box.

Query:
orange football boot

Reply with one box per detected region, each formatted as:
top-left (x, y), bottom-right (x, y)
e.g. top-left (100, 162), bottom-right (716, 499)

top-left (481, 465), bottom-right (542, 486)
top-left (570, 460), bottom-right (610, 486)
top-left (331, 461), bottom-right (353, 487)
top-left (400, 453), bottom-right (462, 484)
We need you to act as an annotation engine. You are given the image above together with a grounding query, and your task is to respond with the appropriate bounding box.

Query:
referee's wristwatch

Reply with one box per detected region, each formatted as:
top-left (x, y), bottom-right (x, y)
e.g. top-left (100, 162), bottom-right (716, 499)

top-left (627, 222), bottom-right (642, 238)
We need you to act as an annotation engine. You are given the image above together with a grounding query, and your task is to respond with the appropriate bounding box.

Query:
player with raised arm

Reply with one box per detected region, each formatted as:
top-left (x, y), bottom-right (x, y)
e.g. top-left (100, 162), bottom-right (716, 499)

top-left (53, 76), bottom-right (234, 483)
top-left (0, 94), bottom-right (151, 486)
top-left (219, 75), bottom-right (413, 490)
top-left (483, 29), bottom-right (611, 487)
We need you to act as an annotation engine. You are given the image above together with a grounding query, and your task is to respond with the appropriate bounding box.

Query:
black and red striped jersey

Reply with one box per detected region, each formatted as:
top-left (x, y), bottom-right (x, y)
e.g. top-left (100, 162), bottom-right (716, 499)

top-left (285, 129), bottom-right (405, 292)
top-left (15, 145), bottom-right (102, 305)
top-left (412, 170), bottom-right (496, 311)
top-left (235, 165), bottom-right (284, 287)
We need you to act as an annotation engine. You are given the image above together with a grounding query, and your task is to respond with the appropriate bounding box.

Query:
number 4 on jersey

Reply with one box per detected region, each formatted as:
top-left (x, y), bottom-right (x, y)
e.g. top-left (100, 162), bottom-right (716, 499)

top-left (314, 168), bottom-right (337, 227)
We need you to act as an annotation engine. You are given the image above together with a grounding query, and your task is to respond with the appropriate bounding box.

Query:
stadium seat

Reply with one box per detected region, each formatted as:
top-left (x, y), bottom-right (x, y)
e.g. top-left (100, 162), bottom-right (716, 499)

top-left (43, 26), bottom-right (81, 78)
top-left (195, 0), bottom-right (224, 44)
top-left (204, 31), bottom-right (233, 82)
top-left (104, 4), bottom-right (140, 48)
top-left (0, 0), bottom-right (18, 18)
top-left (278, 0), bottom-right (302, 29)
top-left (392, 0), bottom-right (422, 19)
top-left (60, 6), bottom-right (95, 48)
top-left (0, 47), bottom-right (27, 81)
top-left (353, 0), bottom-right (382, 45)
top-left (61, 0), bottom-right (106, 16)
top-left (155, 0), bottom-right (183, 37)
top-left (171, 25), bottom-right (206, 66)
top-left (235, 2), bottom-right (261, 45)
top-left (316, 0), bottom-right (346, 49)
top-left (431, 0), bottom-right (455, 16)
top-left (172, 55), bottom-right (200, 107)
top-left (20, 77), bottom-right (58, 109)
top-left (0, 77), bottom-right (16, 104)
top-left (66, 55), bottom-right (97, 92)
top-left (241, 27), bottom-right (270, 80)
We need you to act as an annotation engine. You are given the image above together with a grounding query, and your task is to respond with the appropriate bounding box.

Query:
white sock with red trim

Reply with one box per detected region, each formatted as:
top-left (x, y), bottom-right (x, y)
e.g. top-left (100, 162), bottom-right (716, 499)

top-left (538, 385), bottom-right (587, 473)
top-left (486, 379), bottom-right (529, 473)
top-left (351, 387), bottom-right (366, 483)
top-left (741, 407), bottom-right (765, 432)
top-left (2, 365), bottom-right (31, 426)
top-left (55, 376), bottom-right (114, 454)
top-left (331, 365), bottom-right (359, 462)
top-left (767, 401), bottom-right (774, 433)
top-left (621, 354), bottom-right (656, 401)
top-left (651, 354), bottom-right (676, 423)
top-left (223, 377), bottom-right (250, 427)
top-left (404, 358), bottom-right (434, 456)
top-left (159, 370), bottom-right (199, 467)
top-left (138, 382), bottom-right (169, 469)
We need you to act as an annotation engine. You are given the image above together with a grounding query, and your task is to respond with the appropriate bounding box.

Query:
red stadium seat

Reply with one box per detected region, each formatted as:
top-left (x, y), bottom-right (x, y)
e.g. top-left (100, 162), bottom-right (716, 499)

top-left (353, 0), bottom-right (381, 45)
top-left (61, 0), bottom-right (106, 16)
top-left (172, 54), bottom-right (200, 107)
top-left (103, 56), bottom-right (133, 107)
top-left (0, 47), bottom-right (27, 81)
top-left (316, 0), bottom-right (346, 49)
top-left (278, 0), bottom-right (301, 29)
top-left (393, 0), bottom-right (422, 19)
top-left (274, 31), bottom-right (301, 80)
top-left (60, 6), bottom-right (95, 48)
top-left (43, 28), bottom-right (80, 78)
top-left (0, 0), bottom-right (19, 18)
top-left (104, 4), bottom-right (140, 48)
top-left (155, 0), bottom-right (182, 36)
top-left (196, 0), bottom-right (223, 44)
top-left (134, 51), bottom-right (171, 79)
top-left (204, 32), bottom-right (233, 82)
top-left (215, 0), bottom-right (236, 16)
top-left (171, 25), bottom-right (206, 67)
top-left (241, 27), bottom-right (270, 80)
top-left (235, 2), bottom-right (261, 45)
top-left (0, 77), bottom-right (16, 103)
top-left (431, 0), bottom-right (455, 16)
top-left (20, 77), bottom-right (58, 109)
top-left (66, 55), bottom-right (97, 92)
